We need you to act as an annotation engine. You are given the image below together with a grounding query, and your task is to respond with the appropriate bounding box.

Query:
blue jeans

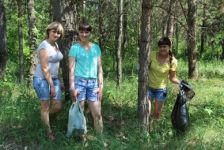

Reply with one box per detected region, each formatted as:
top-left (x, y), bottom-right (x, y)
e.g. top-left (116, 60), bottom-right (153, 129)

top-left (148, 87), bottom-right (167, 102)
top-left (33, 77), bottom-right (62, 100)
top-left (75, 77), bottom-right (99, 101)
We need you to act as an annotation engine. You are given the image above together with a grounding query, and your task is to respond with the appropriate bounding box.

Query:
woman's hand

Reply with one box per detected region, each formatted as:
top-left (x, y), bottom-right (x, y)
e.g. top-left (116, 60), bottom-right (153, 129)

top-left (97, 86), bottom-right (103, 101)
top-left (60, 83), bottom-right (65, 92)
top-left (50, 85), bottom-right (56, 97)
top-left (70, 89), bottom-right (78, 102)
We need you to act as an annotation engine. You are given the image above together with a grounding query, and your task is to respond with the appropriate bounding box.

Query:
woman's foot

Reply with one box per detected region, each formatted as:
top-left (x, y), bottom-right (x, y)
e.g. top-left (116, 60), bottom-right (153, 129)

top-left (79, 134), bottom-right (87, 142)
top-left (47, 131), bottom-right (56, 141)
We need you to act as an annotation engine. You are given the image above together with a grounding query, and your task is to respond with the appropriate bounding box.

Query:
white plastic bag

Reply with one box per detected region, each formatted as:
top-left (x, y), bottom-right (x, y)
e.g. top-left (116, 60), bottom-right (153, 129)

top-left (66, 101), bottom-right (87, 137)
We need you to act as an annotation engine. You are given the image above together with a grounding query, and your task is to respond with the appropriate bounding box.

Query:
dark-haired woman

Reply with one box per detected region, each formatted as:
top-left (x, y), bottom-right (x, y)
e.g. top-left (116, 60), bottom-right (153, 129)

top-left (69, 22), bottom-right (103, 135)
top-left (148, 37), bottom-right (180, 128)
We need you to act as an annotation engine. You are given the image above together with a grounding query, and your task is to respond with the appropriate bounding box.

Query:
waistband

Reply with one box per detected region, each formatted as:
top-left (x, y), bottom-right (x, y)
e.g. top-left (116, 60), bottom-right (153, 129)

top-left (33, 77), bottom-right (58, 80)
top-left (75, 76), bottom-right (97, 80)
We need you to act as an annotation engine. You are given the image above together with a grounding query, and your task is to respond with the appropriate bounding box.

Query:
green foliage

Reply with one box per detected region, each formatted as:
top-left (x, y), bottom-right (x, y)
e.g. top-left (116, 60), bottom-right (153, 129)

top-left (2, 0), bottom-right (224, 148)
top-left (1, 60), bottom-right (224, 149)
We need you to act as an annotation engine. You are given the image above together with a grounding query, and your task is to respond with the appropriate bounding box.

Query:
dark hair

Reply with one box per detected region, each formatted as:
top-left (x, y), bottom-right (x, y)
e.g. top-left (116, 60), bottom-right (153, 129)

top-left (158, 37), bottom-right (173, 67)
top-left (78, 22), bottom-right (92, 32)
top-left (158, 37), bottom-right (171, 47)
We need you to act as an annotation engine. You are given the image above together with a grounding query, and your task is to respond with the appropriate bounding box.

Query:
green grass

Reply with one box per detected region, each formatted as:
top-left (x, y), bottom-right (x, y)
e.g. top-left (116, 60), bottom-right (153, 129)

top-left (0, 60), bottom-right (224, 150)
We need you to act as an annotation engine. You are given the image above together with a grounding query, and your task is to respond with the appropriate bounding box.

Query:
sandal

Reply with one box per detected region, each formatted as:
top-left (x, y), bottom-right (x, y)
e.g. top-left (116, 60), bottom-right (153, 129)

top-left (47, 132), bottom-right (56, 141)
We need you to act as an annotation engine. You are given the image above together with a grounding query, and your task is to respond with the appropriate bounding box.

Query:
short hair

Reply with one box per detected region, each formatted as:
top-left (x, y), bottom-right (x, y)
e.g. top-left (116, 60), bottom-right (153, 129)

top-left (78, 22), bottom-right (92, 32)
top-left (46, 22), bottom-right (64, 39)
top-left (158, 37), bottom-right (171, 47)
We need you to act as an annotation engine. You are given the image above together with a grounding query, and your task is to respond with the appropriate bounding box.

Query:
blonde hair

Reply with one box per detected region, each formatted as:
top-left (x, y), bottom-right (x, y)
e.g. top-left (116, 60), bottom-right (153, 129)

top-left (45, 22), bottom-right (64, 39)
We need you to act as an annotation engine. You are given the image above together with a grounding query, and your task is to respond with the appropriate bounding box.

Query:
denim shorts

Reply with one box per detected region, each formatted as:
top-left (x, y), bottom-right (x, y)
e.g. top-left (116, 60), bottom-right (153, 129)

top-left (75, 77), bottom-right (99, 101)
top-left (33, 77), bottom-right (62, 101)
top-left (148, 87), bottom-right (167, 102)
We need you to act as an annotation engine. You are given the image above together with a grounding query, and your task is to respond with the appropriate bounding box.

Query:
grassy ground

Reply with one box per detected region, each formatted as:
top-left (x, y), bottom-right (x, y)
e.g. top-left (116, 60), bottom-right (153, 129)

top-left (0, 60), bottom-right (224, 150)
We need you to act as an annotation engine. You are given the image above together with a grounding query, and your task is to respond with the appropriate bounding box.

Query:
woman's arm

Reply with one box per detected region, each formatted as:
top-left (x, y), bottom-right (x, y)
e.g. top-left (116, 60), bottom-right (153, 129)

top-left (98, 57), bottom-right (103, 87)
top-left (39, 49), bottom-right (55, 96)
top-left (169, 70), bottom-right (180, 84)
top-left (98, 57), bottom-right (103, 101)
top-left (69, 56), bottom-right (76, 101)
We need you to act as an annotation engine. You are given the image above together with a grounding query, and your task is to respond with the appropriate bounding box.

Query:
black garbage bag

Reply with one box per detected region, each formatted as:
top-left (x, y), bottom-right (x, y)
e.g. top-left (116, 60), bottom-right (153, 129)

top-left (171, 81), bottom-right (195, 132)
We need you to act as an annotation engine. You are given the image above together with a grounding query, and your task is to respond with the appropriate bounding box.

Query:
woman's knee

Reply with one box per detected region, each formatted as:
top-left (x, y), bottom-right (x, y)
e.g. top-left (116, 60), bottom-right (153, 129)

top-left (41, 102), bottom-right (50, 112)
top-left (50, 100), bottom-right (62, 113)
top-left (92, 111), bottom-right (102, 121)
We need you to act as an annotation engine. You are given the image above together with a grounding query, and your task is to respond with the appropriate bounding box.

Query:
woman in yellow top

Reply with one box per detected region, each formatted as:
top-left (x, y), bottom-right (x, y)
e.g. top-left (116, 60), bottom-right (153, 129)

top-left (148, 37), bottom-right (180, 121)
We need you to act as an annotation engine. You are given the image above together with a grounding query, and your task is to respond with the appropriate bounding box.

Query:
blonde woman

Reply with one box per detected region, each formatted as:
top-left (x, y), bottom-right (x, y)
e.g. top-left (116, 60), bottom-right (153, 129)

top-left (33, 22), bottom-right (64, 140)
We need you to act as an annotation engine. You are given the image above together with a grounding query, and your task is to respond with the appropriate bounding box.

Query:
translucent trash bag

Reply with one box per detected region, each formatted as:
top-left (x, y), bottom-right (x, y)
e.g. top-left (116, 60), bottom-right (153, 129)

top-left (66, 102), bottom-right (87, 137)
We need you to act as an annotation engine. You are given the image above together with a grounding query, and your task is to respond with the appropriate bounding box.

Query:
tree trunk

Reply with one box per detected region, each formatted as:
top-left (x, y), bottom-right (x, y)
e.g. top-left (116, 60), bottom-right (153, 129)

top-left (98, 0), bottom-right (105, 52)
top-left (0, 0), bottom-right (7, 78)
top-left (166, 0), bottom-right (176, 41)
top-left (51, 0), bottom-right (62, 22)
top-left (187, 0), bottom-right (198, 79)
top-left (138, 0), bottom-right (151, 130)
top-left (116, 0), bottom-right (124, 86)
top-left (17, 0), bottom-right (24, 82)
top-left (200, 3), bottom-right (206, 58)
top-left (161, 0), bottom-right (168, 37)
top-left (52, 0), bottom-right (77, 100)
top-left (28, 0), bottom-right (37, 86)
top-left (175, 23), bottom-right (179, 55)
top-left (221, 39), bottom-right (224, 60)
top-left (121, 1), bottom-right (128, 59)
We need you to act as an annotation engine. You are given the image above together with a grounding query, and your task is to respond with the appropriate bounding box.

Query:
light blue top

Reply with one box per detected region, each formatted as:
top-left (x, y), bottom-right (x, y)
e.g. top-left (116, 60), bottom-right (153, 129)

top-left (69, 43), bottom-right (101, 79)
top-left (34, 40), bottom-right (63, 78)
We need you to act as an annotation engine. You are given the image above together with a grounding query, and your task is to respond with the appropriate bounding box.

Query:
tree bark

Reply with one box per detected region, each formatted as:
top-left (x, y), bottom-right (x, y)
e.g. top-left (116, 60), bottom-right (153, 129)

top-left (98, 0), bottom-right (105, 52)
top-left (28, 0), bottom-right (37, 86)
top-left (200, 3), bottom-right (206, 58)
top-left (187, 0), bottom-right (198, 78)
top-left (17, 0), bottom-right (24, 82)
top-left (52, 0), bottom-right (77, 100)
top-left (121, 1), bottom-right (128, 59)
top-left (175, 23), bottom-right (179, 55)
top-left (166, 0), bottom-right (176, 41)
top-left (138, 0), bottom-right (151, 130)
top-left (221, 39), bottom-right (224, 60)
top-left (0, 0), bottom-right (7, 78)
top-left (116, 0), bottom-right (124, 86)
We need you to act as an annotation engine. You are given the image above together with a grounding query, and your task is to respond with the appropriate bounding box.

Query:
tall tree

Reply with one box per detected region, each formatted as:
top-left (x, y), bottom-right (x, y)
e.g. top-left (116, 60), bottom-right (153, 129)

top-left (200, 3), bottom-right (207, 57)
top-left (52, 0), bottom-right (77, 100)
top-left (0, 0), bottom-right (7, 78)
top-left (166, 0), bottom-right (176, 40)
top-left (116, 0), bottom-right (124, 86)
top-left (121, 1), bottom-right (128, 59)
top-left (98, 0), bottom-right (105, 52)
top-left (187, 0), bottom-right (198, 78)
top-left (28, 0), bottom-right (37, 85)
top-left (138, 0), bottom-right (151, 130)
top-left (17, 0), bottom-right (24, 82)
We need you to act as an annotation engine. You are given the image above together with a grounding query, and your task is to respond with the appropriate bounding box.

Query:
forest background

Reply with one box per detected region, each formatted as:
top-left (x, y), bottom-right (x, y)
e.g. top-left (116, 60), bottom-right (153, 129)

top-left (0, 0), bottom-right (224, 149)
